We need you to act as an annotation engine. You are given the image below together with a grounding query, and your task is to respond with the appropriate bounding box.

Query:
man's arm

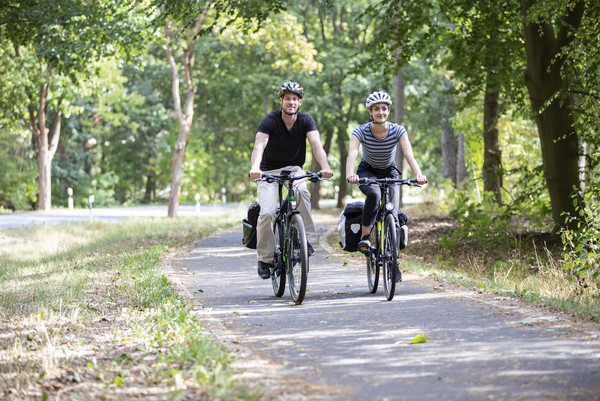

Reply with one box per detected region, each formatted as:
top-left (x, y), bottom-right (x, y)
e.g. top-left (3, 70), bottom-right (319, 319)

top-left (249, 132), bottom-right (269, 179)
top-left (306, 130), bottom-right (333, 178)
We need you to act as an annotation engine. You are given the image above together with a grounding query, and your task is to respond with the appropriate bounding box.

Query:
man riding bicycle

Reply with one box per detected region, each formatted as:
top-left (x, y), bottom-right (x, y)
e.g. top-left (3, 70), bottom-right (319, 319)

top-left (346, 90), bottom-right (427, 279)
top-left (249, 81), bottom-right (333, 279)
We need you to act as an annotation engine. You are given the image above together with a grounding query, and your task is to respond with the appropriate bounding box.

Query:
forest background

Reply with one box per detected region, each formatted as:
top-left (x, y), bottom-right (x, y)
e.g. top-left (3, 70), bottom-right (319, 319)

top-left (1, 1), bottom-right (599, 306)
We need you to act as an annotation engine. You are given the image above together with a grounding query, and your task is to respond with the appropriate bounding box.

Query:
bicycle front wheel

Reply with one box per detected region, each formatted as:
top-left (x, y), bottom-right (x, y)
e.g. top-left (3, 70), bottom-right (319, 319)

top-left (287, 213), bottom-right (308, 305)
top-left (382, 213), bottom-right (398, 301)
top-left (366, 229), bottom-right (379, 293)
top-left (272, 220), bottom-right (286, 297)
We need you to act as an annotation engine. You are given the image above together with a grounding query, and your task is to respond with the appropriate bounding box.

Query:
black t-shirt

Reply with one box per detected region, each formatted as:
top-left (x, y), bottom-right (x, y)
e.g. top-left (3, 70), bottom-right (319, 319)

top-left (256, 110), bottom-right (317, 171)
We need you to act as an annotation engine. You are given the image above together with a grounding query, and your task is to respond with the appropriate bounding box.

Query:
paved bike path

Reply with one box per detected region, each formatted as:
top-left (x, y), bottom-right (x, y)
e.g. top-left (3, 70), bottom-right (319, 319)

top-left (163, 220), bottom-right (600, 401)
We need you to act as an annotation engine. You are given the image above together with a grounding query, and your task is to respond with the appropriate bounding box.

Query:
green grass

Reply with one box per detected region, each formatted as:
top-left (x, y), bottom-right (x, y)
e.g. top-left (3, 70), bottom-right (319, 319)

top-left (0, 209), bottom-right (263, 400)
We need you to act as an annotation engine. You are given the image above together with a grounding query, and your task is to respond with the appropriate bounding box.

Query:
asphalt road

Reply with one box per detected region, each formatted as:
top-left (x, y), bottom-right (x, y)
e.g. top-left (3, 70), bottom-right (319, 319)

top-left (164, 217), bottom-right (600, 401)
top-left (0, 201), bottom-right (339, 230)
top-left (0, 204), bottom-right (243, 229)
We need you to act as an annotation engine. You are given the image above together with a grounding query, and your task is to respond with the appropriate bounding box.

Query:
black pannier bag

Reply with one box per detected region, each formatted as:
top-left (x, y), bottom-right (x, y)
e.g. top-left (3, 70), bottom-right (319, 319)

top-left (242, 202), bottom-right (260, 249)
top-left (338, 201), bottom-right (364, 252)
top-left (397, 211), bottom-right (408, 250)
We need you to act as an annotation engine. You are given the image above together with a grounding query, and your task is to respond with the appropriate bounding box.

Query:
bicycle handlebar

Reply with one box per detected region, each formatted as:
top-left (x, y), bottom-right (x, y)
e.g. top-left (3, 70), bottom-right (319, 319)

top-left (255, 171), bottom-right (329, 184)
top-left (357, 177), bottom-right (425, 188)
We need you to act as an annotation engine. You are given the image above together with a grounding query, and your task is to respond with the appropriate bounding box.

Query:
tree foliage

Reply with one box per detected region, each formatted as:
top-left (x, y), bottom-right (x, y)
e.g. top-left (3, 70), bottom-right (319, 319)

top-left (0, 0), bottom-right (152, 210)
top-left (0, 0), bottom-right (598, 242)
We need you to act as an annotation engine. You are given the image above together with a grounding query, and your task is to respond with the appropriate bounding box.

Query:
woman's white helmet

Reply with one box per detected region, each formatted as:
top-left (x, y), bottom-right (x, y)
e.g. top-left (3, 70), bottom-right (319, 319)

top-left (365, 91), bottom-right (392, 109)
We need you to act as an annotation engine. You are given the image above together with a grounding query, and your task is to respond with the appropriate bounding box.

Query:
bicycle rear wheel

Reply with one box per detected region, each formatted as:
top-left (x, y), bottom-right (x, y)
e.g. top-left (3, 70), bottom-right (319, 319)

top-left (272, 220), bottom-right (286, 297)
top-left (287, 213), bottom-right (308, 304)
top-left (366, 229), bottom-right (379, 293)
top-left (382, 213), bottom-right (398, 301)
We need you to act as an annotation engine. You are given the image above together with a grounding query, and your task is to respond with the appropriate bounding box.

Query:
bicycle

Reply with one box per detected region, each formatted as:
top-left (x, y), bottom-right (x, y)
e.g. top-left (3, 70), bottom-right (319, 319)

top-left (355, 177), bottom-right (423, 301)
top-left (255, 170), bottom-right (326, 305)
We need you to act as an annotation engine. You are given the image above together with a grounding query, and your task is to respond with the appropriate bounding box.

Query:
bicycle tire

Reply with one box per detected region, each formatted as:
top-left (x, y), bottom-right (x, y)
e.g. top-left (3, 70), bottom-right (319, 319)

top-left (272, 220), bottom-right (286, 297)
top-left (382, 213), bottom-right (398, 301)
top-left (366, 229), bottom-right (379, 293)
top-left (287, 214), bottom-right (308, 304)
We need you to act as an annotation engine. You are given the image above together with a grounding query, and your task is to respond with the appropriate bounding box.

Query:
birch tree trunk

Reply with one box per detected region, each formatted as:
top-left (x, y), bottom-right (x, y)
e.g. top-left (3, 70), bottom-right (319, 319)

top-left (165, 9), bottom-right (207, 218)
top-left (27, 78), bottom-right (62, 211)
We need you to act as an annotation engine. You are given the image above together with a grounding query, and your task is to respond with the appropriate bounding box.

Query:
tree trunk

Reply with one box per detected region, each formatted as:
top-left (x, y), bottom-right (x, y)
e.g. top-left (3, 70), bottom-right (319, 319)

top-left (441, 78), bottom-right (457, 187)
top-left (394, 67), bottom-right (405, 206)
top-left (165, 10), bottom-right (207, 218)
top-left (482, 81), bottom-right (502, 202)
top-left (309, 124), bottom-right (334, 209)
top-left (456, 132), bottom-right (468, 188)
top-left (336, 131), bottom-right (349, 209)
top-left (310, 158), bottom-right (320, 209)
top-left (393, 3), bottom-right (405, 207)
top-left (144, 172), bottom-right (156, 202)
top-left (522, 1), bottom-right (584, 229)
top-left (29, 81), bottom-right (62, 211)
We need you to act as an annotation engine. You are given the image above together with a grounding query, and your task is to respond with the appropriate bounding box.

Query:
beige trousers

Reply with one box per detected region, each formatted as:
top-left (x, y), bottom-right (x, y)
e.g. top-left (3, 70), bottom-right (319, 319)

top-left (256, 165), bottom-right (317, 263)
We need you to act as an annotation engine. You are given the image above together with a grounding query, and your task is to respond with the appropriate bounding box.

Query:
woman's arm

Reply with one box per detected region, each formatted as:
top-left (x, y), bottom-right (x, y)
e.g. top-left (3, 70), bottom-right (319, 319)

top-left (399, 135), bottom-right (427, 184)
top-left (346, 136), bottom-right (361, 184)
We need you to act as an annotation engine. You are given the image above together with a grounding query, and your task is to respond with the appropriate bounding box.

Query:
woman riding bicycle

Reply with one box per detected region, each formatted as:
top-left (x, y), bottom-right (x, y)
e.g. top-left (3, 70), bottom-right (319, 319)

top-left (346, 91), bottom-right (427, 255)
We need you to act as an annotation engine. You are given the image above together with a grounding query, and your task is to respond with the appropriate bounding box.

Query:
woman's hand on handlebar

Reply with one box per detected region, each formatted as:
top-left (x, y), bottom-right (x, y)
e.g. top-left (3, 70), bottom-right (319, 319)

top-left (346, 174), bottom-right (360, 184)
top-left (416, 174), bottom-right (427, 185)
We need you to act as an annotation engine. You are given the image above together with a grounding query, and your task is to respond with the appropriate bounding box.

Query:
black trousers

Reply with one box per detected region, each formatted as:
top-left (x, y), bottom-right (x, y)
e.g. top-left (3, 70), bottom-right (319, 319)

top-left (357, 161), bottom-right (400, 228)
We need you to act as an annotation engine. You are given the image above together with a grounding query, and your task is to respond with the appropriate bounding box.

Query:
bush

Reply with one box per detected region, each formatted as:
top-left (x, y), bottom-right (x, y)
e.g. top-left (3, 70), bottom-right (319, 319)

top-left (561, 192), bottom-right (600, 293)
top-left (441, 190), bottom-right (513, 249)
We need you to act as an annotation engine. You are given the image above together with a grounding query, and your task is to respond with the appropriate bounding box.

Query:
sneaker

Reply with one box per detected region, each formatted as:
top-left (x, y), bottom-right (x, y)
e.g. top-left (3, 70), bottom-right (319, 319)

top-left (357, 237), bottom-right (371, 253)
top-left (257, 261), bottom-right (272, 279)
top-left (307, 243), bottom-right (315, 256)
top-left (395, 266), bottom-right (403, 283)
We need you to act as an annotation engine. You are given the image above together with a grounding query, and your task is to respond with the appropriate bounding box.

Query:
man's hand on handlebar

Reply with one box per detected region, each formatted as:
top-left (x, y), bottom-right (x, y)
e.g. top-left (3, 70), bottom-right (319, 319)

top-left (249, 169), bottom-right (262, 180)
top-left (319, 168), bottom-right (334, 179)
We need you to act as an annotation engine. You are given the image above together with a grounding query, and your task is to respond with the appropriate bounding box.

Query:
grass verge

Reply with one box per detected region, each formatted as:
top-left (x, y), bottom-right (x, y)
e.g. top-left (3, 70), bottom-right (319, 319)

top-left (0, 210), bottom-right (263, 400)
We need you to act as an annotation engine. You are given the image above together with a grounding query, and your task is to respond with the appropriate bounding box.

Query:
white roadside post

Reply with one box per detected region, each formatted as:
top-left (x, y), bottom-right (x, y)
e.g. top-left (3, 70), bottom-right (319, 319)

top-left (68, 187), bottom-right (74, 210)
top-left (195, 193), bottom-right (201, 213)
top-left (221, 187), bottom-right (226, 204)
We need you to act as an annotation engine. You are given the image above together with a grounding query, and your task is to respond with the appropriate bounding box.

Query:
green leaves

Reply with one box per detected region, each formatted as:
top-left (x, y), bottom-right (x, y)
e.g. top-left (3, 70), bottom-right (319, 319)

top-left (411, 333), bottom-right (430, 344)
top-left (560, 192), bottom-right (600, 293)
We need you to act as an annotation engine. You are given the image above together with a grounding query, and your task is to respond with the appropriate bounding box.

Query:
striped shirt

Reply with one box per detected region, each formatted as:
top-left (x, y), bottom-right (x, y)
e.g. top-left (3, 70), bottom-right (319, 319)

top-left (352, 122), bottom-right (407, 169)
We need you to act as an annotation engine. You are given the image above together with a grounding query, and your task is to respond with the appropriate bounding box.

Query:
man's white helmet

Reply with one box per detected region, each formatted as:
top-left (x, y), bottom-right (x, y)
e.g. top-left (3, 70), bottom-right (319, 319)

top-left (365, 91), bottom-right (392, 109)
top-left (279, 81), bottom-right (304, 98)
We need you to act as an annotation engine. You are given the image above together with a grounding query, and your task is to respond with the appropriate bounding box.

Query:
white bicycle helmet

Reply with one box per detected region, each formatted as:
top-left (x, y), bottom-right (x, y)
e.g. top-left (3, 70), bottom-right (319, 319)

top-left (365, 91), bottom-right (392, 109)
top-left (278, 81), bottom-right (304, 98)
